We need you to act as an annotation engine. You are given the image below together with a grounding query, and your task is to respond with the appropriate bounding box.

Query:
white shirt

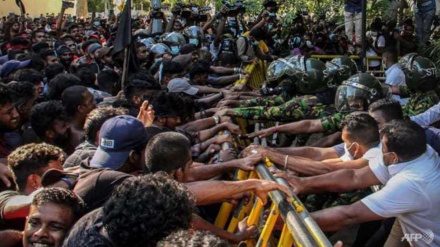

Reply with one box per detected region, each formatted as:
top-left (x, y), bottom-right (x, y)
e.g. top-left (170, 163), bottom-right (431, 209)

top-left (385, 63), bottom-right (406, 87)
top-left (410, 102), bottom-right (440, 126)
top-left (363, 146), bottom-right (440, 247)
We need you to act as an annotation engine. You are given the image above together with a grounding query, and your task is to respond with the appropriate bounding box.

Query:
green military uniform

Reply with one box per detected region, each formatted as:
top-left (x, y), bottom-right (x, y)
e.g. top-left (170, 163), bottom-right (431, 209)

top-left (232, 95), bottom-right (337, 121)
top-left (403, 90), bottom-right (439, 117)
top-left (304, 189), bottom-right (373, 212)
top-left (238, 95), bottom-right (287, 108)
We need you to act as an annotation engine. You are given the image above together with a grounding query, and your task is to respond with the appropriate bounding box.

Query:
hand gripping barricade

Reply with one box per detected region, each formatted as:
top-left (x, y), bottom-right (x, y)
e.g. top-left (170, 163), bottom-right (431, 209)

top-left (214, 125), bottom-right (332, 247)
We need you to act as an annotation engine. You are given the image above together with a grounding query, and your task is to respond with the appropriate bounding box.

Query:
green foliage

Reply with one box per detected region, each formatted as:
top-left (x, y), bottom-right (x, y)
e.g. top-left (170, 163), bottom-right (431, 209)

top-left (419, 40), bottom-right (440, 68)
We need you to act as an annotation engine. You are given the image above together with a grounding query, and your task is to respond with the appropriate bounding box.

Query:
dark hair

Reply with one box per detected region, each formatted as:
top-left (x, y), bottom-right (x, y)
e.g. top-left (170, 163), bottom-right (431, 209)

top-left (31, 42), bottom-right (50, 53)
top-left (381, 120), bottom-right (427, 161)
top-left (45, 63), bottom-right (66, 83)
top-left (47, 74), bottom-right (81, 100)
top-left (189, 62), bottom-right (209, 80)
top-left (102, 173), bottom-right (195, 247)
top-left (145, 132), bottom-right (191, 174)
top-left (0, 83), bottom-right (17, 107)
top-left (151, 92), bottom-right (184, 118)
top-left (123, 79), bottom-right (154, 100)
top-left (157, 230), bottom-right (229, 247)
top-left (39, 48), bottom-right (56, 61)
top-left (30, 101), bottom-right (67, 138)
top-left (67, 24), bottom-right (79, 34)
top-left (219, 52), bottom-right (238, 66)
top-left (162, 61), bottom-right (185, 76)
top-left (250, 27), bottom-right (267, 41)
top-left (31, 30), bottom-right (45, 40)
top-left (341, 111), bottom-right (380, 148)
top-left (7, 81), bottom-right (35, 107)
top-left (8, 143), bottom-right (64, 192)
top-left (75, 67), bottom-right (96, 88)
top-left (32, 187), bottom-right (84, 221)
top-left (368, 98), bottom-right (403, 122)
top-left (382, 47), bottom-right (398, 63)
top-left (61, 85), bottom-right (89, 116)
top-left (97, 70), bottom-right (120, 94)
top-left (14, 69), bottom-right (44, 85)
top-left (84, 107), bottom-right (127, 142)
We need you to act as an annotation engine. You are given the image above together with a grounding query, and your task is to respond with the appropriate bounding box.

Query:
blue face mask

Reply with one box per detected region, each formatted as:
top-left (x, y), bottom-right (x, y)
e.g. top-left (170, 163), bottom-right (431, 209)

top-left (171, 46), bottom-right (180, 55)
top-left (189, 38), bottom-right (199, 46)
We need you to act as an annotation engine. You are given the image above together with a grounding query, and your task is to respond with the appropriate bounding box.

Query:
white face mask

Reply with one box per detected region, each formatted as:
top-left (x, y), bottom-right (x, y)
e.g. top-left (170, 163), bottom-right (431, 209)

top-left (343, 142), bottom-right (358, 160)
top-left (305, 40), bottom-right (314, 48)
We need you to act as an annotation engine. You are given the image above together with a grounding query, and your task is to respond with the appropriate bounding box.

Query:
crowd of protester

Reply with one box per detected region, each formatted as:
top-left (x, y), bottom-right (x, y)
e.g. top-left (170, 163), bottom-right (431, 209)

top-left (0, 0), bottom-right (440, 246)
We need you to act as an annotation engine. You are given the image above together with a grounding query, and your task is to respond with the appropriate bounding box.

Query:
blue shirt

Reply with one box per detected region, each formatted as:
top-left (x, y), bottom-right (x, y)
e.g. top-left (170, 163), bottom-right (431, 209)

top-left (345, 0), bottom-right (362, 13)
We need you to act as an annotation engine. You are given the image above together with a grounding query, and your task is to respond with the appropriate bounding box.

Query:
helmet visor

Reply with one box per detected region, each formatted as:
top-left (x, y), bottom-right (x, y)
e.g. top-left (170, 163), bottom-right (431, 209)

top-left (266, 60), bottom-right (296, 82)
top-left (335, 85), bottom-right (368, 112)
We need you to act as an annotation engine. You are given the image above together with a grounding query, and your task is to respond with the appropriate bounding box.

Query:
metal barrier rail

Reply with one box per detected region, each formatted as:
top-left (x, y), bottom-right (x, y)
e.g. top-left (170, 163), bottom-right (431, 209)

top-left (213, 125), bottom-right (332, 246)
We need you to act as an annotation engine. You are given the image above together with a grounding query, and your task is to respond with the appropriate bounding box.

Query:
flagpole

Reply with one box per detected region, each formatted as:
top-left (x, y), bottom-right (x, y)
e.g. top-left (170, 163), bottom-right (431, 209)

top-left (121, 46), bottom-right (129, 89)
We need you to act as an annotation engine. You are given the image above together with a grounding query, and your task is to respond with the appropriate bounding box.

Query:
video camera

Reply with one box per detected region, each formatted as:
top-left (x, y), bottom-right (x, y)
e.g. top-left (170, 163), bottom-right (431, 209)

top-left (222, 0), bottom-right (246, 16)
top-left (172, 2), bottom-right (211, 22)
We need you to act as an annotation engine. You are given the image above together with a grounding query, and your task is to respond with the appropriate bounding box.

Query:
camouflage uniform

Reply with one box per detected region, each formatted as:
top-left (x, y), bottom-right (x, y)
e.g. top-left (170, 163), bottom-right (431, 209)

top-left (232, 95), bottom-right (337, 122)
top-left (403, 90), bottom-right (439, 117)
top-left (238, 95), bottom-right (287, 108)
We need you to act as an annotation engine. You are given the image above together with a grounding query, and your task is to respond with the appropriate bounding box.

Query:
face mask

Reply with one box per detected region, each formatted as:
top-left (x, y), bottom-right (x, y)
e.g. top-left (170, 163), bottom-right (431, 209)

top-left (343, 142), bottom-right (358, 160)
top-left (370, 31), bottom-right (378, 37)
top-left (253, 40), bottom-right (260, 46)
top-left (383, 152), bottom-right (398, 166)
top-left (305, 40), bottom-right (314, 48)
top-left (170, 46), bottom-right (180, 55)
top-left (189, 38), bottom-right (199, 46)
top-left (94, 21), bottom-right (100, 26)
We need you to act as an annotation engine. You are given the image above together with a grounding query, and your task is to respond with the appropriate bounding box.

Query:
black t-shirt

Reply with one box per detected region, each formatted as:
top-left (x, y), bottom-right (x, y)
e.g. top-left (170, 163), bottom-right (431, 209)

top-left (74, 160), bottom-right (132, 213)
top-left (63, 208), bottom-right (114, 247)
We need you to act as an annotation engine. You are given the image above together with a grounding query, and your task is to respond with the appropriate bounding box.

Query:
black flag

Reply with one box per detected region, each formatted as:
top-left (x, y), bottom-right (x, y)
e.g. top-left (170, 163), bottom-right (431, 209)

top-left (113, 0), bottom-right (132, 54)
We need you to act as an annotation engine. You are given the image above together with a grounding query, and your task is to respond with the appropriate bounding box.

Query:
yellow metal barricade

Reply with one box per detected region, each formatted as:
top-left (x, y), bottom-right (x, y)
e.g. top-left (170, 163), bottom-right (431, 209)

top-left (213, 124), bottom-right (332, 247)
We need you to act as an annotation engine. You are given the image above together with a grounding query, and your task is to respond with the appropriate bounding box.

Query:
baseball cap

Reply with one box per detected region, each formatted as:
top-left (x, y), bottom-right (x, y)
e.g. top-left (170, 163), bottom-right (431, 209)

top-left (168, 78), bottom-right (199, 95)
top-left (87, 43), bottom-right (102, 54)
top-left (0, 60), bottom-right (31, 78)
top-left (97, 46), bottom-right (113, 59)
top-left (90, 115), bottom-right (149, 170)
top-left (41, 169), bottom-right (78, 187)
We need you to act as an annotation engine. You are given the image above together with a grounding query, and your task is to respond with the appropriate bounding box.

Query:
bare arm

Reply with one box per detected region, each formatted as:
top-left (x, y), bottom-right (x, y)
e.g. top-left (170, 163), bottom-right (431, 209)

top-left (312, 201), bottom-right (384, 232)
top-left (186, 154), bottom-right (262, 182)
top-left (273, 146), bottom-right (339, 161)
top-left (246, 119), bottom-right (325, 137)
top-left (276, 166), bottom-right (381, 195)
top-left (196, 85), bottom-right (224, 94)
top-left (185, 179), bottom-right (291, 205)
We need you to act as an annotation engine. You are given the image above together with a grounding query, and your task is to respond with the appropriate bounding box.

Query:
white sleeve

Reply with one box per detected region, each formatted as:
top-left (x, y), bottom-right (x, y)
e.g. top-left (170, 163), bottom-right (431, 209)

top-left (410, 102), bottom-right (440, 126)
top-left (361, 176), bottom-right (427, 218)
top-left (377, 36), bottom-right (386, 47)
top-left (368, 159), bottom-right (390, 184)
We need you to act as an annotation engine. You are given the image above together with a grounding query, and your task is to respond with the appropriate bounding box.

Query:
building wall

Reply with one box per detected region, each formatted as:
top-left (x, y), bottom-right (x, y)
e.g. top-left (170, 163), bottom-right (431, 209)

top-left (0, 0), bottom-right (76, 18)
